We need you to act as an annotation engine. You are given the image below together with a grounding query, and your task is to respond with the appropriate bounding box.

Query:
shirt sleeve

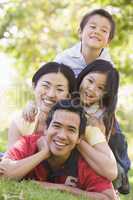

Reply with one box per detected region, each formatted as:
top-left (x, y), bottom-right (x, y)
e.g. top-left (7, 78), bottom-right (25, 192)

top-left (78, 157), bottom-right (112, 192)
top-left (5, 135), bottom-right (38, 160)
top-left (85, 126), bottom-right (106, 146)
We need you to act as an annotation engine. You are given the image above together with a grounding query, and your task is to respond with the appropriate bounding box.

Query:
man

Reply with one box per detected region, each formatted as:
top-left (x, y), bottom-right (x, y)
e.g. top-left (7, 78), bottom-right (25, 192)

top-left (0, 99), bottom-right (117, 199)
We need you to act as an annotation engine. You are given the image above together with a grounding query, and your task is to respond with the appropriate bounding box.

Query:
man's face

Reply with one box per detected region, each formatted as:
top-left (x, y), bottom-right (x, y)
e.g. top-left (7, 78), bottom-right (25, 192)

top-left (47, 109), bottom-right (80, 159)
top-left (80, 14), bottom-right (111, 50)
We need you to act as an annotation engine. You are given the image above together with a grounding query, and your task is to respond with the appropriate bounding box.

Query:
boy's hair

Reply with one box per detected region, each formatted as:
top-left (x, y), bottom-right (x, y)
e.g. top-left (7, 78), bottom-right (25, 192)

top-left (77, 59), bottom-right (119, 138)
top-left (46, 99), bottom-right (87, 136)
top-left (32, 62), bottom-right (76, 94)
top-left (80, 8), bottom-right (115, 41)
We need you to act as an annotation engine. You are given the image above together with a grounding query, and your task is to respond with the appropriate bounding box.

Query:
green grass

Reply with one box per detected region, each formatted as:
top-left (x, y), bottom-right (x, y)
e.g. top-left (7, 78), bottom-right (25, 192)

top-left (0, 179), bottom-right (87, 200)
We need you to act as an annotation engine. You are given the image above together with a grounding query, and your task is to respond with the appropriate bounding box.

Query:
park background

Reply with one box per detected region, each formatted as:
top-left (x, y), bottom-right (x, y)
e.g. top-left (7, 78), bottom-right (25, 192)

top-left (0, 0), bottom-right (133, 199)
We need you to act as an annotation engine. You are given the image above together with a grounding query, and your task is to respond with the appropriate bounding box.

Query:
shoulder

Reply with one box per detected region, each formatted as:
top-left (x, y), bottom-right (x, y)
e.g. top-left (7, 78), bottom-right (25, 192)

top-left (12, 111), bottom-right (38, 135)
top-left (54, 43), bottom-right (80, 62)
top-left (99, 48), bottom-right (114, 66)
top-left (6, 134), bottom-right (42, 160)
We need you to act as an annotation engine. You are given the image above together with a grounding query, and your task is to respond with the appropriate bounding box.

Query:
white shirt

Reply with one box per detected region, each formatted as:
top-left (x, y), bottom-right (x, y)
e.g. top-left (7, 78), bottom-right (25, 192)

top-left (55, 42), bottom-right (113, 77)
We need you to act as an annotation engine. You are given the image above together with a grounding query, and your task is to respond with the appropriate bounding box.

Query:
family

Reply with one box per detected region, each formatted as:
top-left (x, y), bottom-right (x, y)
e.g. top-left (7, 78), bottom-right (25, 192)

top-left (0, 8), bottom-right (130, 200)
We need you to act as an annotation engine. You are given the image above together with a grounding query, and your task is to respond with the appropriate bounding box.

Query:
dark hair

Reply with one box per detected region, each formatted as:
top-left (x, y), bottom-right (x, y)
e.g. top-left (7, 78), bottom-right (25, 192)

top-left (32, 62), bottom-right (76, 94)
top-left (77, 59), bottom-right (119, 138)
top-left (80, 9), bottom-right (115, 41)
top-left (46, 99), bottom-right (87, 136)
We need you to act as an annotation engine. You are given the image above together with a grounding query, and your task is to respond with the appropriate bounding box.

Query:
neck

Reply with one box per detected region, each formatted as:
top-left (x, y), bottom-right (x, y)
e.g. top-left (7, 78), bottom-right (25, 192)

top-left (48, 153), bottom-right (70, 171)
top-left (81, 44), bottom-right (102, 64)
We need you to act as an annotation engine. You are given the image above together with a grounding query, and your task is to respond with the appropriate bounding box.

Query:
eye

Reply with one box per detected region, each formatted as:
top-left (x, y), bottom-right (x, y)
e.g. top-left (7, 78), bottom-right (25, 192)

top-left (101, 29), bottom-right (107, 33)
top-left (98, 86), bottom-right (104, 91)
top-left (57, 88), bottom-right (64, 92)
top-left (52, 124), bottom-right (61, 128)
top-left (90, 25), bottom-right (96, 29)
top-left (87, 78), bottom-right (93, 84)
top-left (42, 84), bottom-right (49, 89)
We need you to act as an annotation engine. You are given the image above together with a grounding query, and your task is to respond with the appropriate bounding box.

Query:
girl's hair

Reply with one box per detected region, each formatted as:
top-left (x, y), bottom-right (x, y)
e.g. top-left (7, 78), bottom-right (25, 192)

top-left (77, 59), bottom-right (119, 138)
top-left (32, 62), bottom-right (76, 95)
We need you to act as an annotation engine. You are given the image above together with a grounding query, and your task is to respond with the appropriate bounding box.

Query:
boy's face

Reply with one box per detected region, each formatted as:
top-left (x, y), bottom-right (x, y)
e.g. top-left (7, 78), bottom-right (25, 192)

top-left (47, 109), bottom-right (80, 159)
top-left (80, 14), bottom-right (111, 50)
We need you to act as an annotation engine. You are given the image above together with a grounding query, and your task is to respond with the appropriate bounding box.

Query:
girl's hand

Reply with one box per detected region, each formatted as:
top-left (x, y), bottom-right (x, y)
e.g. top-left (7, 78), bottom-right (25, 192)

top-left (87, 116), bottom-right (105, 134)
top-left (22, 101), bottom-right (38, 122)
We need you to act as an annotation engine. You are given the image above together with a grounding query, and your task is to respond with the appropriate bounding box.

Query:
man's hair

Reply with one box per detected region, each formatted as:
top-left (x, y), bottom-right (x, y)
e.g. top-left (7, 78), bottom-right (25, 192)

top-left (46, 99), bottom-right (87, 136)
top-left (80, 8), bottom-right (115, 41)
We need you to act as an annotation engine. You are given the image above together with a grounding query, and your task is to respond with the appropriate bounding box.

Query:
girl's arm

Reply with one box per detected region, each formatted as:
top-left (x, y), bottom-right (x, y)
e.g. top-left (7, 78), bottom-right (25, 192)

top-left (8, 121), bottom-right (22, 149)
top-left (77, 139), bottom-right (117, 181)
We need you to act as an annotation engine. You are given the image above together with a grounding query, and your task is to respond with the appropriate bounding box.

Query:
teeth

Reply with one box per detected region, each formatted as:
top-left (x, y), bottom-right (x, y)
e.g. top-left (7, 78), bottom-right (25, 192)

top-left (54, 141), bottom-right (66, 146)
top-left (43, 99), bottom-right (54, 104)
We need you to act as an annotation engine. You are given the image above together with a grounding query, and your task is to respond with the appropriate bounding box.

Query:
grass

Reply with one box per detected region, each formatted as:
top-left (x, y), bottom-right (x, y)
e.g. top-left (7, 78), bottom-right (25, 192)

top-left (0, 179), bottom-right (87, 200)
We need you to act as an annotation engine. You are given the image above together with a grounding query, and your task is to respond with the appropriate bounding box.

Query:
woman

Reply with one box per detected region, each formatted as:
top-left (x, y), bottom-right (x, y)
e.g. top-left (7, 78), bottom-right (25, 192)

top-left (77, 59), bottom-right (119, 181)
top-left (8, 62), bottom-right (76, 149)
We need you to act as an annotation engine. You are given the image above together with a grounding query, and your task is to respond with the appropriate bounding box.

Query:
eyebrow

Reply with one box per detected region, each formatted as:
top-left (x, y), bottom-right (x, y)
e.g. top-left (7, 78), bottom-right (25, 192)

top-left (87, 76), bottom-right (105, 88)
top-left (89, 22), bottom-right (110, 30)
top-left (42, 81), bottom-right (66, 87)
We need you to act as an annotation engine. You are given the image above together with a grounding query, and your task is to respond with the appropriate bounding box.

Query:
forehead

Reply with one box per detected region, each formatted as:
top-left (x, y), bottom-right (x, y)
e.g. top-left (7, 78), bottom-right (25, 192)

top-left (86, 14), bottom-right (111, 29)
top-left (52, 109), bottom-right (80, 128)
top-left (38, 72), bottom-right (68, 86)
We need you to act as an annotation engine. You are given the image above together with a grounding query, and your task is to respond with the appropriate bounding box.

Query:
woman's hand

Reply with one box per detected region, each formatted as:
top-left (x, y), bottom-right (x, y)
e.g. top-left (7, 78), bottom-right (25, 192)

top-left (22, 101), bottom-right (38, 122)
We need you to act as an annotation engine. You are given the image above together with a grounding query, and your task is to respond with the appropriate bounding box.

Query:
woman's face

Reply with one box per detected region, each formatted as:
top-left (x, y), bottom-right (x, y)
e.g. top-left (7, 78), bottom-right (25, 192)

top-left (79, 72), bottom-right (107, 106)
top-left (34, 72), bottom-right (69, 114)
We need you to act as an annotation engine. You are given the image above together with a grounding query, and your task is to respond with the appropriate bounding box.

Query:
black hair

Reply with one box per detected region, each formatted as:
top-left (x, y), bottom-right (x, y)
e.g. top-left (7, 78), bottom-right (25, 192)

top-left (46, 99), bottom-right (87, 136)
top-left (80, 8), bottom-right (115, 41)
top-left (77, 59), bottom-right (119, 138)
top-left (32, 62), bottom-right (76, 95)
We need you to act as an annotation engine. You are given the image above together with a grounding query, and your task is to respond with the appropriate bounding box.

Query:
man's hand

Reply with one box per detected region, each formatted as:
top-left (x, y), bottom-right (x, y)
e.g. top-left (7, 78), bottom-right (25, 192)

top-left (37, 135), bottom-right (51, 159)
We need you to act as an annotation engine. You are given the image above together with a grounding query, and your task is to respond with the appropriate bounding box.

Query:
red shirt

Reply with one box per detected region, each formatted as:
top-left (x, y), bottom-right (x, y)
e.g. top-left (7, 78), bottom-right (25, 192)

top-left (6, 134), bottom-right (112, 192)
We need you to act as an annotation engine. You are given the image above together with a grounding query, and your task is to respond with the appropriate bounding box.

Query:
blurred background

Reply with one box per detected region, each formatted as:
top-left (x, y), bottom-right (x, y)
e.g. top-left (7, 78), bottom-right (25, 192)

top-left (0, 0), bottom-right (133, 198)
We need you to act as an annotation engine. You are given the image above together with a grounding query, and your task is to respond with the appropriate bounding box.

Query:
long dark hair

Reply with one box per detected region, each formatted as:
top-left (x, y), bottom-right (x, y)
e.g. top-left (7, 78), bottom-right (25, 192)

top-left (77, 59), bottom-right (119, 139)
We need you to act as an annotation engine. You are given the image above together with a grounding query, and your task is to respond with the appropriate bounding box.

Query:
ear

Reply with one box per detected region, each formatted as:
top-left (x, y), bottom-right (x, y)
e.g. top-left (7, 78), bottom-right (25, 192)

top-left (32, 82), bottom-right (35, 89)
top-left (78, 28), bottom-right (82, 40)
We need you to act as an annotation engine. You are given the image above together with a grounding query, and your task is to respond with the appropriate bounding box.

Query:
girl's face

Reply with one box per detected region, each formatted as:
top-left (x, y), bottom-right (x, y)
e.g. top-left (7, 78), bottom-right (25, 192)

top-left (79, 72), bottom-right (107, 106)
top-left (34, 72), bottom-right (69, 114)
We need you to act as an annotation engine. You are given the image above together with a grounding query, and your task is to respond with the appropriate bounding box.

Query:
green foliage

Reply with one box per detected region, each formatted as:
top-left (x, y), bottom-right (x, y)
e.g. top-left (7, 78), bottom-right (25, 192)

top-left (0, 179), bottom-right (87, 200)
top-left (0, 0), bottom-right (132, 83)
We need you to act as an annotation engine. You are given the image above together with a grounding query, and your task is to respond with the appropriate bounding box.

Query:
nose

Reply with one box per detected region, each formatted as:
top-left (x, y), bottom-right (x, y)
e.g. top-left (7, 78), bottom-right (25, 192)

top-left (58, 129), bottom-right (68, 140)
top-left (89, 83), bottom-right (96, 91)
top-left (94, 27), bottom-right (101, 35)
top-left (47, 87), bottom-right (56, 98)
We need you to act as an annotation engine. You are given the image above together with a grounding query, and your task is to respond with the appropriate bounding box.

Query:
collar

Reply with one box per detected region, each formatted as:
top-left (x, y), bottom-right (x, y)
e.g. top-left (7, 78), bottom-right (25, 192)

top-left (84, 103), bottom-right (100, 116)
top-left (70, 42), bottom-right (83, 58)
